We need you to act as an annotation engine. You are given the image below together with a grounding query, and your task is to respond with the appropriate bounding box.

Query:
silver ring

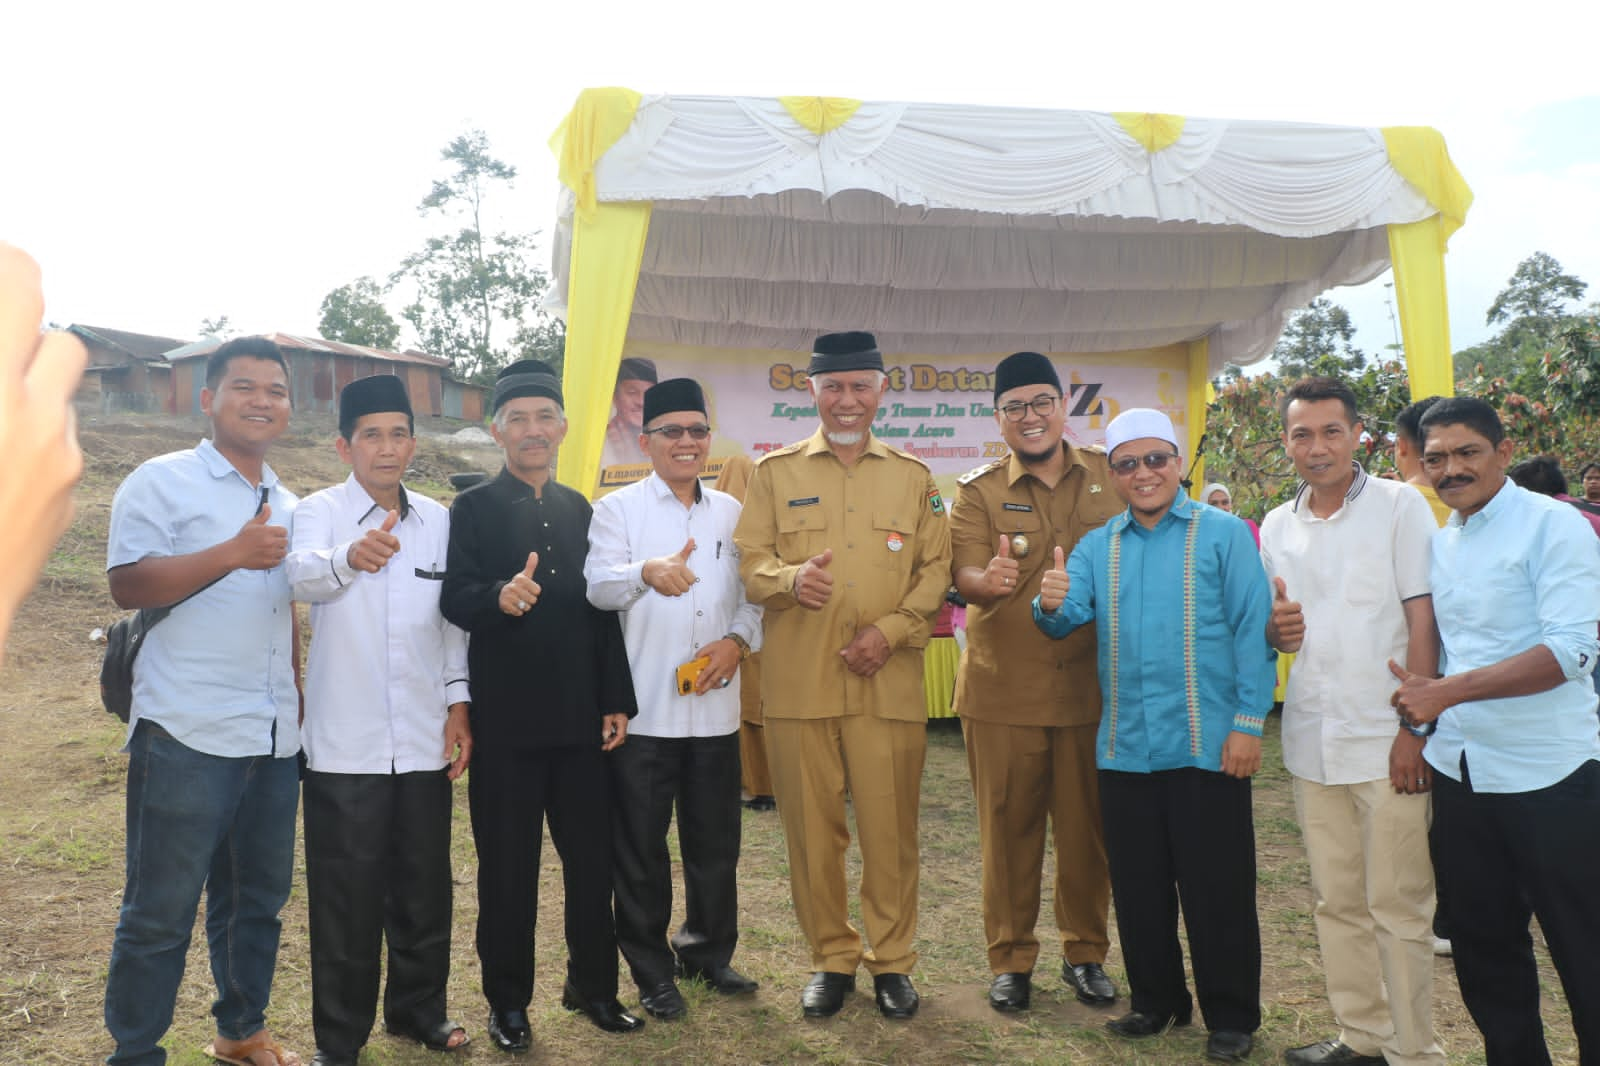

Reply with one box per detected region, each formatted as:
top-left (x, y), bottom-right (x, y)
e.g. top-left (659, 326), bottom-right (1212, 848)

top-left (517, 600), bottom-right (529, 610)
top-left (1005, 577), bottom-right (1013, 586)
top-left (719, 677), bottom-right (731, 688)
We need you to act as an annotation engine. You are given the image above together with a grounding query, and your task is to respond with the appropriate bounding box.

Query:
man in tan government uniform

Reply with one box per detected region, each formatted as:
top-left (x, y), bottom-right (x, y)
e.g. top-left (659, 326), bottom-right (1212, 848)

top-left (734, 330), bottom-right (952, 1022)
top-left (713, 453), bottom-right (776, 809)
top-left (950, 351), bottom-right (1125, 1014)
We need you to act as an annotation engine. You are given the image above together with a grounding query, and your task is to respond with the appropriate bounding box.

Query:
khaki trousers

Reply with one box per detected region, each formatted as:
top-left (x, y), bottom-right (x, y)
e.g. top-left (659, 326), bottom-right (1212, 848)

top-left (1294, 776), bottom-right (1446, 1065)
top-left (737, 653), bottom-right (772, 796)
top-left (765, 715), bottom-right (926, 975)
top-left (963, 718), bottom-right (1110, 973)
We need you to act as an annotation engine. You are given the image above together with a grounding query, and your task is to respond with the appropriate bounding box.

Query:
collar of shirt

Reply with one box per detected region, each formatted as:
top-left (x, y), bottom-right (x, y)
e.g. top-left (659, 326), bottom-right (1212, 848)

top-left (1445, 475), bottom-right (1513, 531)
top-left (802, 426), bottom-right (892, 461)
top-left (1005, 441), bottom-right (1090, 486)
top-left (1290, 461), bottom-right (1367, 515)
top-left (1106, 492), bottom-right (1198, 535)
top-left (348, 477), bottom-right (417, 526)
top-left (196, 436), bottom-right (282, 492)
top-left (645, 469), bottom-right (703, 506)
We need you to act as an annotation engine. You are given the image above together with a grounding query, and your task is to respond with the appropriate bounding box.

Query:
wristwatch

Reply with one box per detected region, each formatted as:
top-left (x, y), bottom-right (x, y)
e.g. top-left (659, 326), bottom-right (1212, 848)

top-left (725, 633), bottom-right (751, 661)
top-left (1398, 716), bottom-right (1437, 738)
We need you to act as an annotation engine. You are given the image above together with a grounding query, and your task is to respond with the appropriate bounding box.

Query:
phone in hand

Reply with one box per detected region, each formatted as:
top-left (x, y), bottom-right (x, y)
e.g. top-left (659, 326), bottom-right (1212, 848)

top-left (676, 655), bottom-right (711, 695)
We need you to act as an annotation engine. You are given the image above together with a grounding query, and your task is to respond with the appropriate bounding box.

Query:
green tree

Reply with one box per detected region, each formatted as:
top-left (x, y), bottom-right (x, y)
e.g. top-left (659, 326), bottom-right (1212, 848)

top-left (1454, 251), bottom-right (1588, 382)
top-left (1271, 298), bottom-right (1367, 379)
top-left (391, 131), bottom-right (564, 382)
top-left (318, 277), bottom-right (400, 349)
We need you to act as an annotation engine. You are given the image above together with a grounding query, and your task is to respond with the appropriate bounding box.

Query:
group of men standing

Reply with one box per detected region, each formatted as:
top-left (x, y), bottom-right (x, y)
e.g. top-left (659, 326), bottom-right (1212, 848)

top-left (101, 331), bottom-right (1600, 1066)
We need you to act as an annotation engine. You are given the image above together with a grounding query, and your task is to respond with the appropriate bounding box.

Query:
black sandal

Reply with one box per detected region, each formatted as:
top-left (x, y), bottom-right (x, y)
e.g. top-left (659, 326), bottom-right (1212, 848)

top-left (386, 1019), bottom-right (470, 1053)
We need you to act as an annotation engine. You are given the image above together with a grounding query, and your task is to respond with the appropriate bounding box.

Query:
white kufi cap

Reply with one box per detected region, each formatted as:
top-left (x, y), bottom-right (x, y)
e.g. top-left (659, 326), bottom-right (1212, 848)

top-left (1104, 408), bottom-right (1180, 458)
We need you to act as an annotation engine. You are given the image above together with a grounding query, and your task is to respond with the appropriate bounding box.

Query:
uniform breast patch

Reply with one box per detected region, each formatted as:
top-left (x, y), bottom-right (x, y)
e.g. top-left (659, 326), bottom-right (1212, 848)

top-left (787, 496), bottom-right (820, 508)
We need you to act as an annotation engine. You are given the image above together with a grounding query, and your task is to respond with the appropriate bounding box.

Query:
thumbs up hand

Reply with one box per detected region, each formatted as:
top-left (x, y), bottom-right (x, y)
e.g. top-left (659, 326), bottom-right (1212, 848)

top-left (347, 509), bottom-right (402, 573)
top-left (233, 502), bottom-right (288, 570)
top-left (1266, 576), bottom-right (1305, 652)
top-left (500, 551), bottom-right (542, 615)
top-left (642, 537), bottom-right (699, 596)
top-left (1038, 545), bottom-right (1070, 612)
top-left (981, 533), bottom-right (1022, 602)
top-left (794, 548), bottom-right (835, 610)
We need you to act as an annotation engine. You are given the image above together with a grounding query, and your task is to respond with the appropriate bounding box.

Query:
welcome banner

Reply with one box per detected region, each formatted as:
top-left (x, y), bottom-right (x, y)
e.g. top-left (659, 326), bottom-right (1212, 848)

top-left (592, 341), bottom-right (1194, 498)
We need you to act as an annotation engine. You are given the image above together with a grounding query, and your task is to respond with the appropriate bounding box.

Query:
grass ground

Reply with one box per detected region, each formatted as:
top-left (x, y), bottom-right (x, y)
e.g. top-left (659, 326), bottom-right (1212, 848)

top-left (0, 412), bottom-right (1581, 1064)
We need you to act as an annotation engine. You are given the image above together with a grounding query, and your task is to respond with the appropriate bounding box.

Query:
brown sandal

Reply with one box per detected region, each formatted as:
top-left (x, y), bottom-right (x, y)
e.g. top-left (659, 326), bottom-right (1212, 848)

top-left (206, 1030), bottom-right (303, 1066)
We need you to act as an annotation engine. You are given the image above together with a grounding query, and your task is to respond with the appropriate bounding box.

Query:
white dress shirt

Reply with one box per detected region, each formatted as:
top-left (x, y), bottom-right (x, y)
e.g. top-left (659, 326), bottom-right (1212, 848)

top-left (585, 473), bottom-right (762, 738)
top-left (287, 475), bottom-right (470, 774)
top-left (1259, 465), bottom-right (1436, 784)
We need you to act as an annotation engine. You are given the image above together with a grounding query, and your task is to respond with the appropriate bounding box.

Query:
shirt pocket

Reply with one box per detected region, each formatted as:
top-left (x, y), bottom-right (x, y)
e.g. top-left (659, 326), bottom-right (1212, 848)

top-left (777, 506), bottom-right (827, 562)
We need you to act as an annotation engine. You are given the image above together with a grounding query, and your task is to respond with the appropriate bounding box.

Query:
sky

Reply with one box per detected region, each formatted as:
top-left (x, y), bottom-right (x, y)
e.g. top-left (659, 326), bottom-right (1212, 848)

top-left (5, 0), bottom-right (1598, 366)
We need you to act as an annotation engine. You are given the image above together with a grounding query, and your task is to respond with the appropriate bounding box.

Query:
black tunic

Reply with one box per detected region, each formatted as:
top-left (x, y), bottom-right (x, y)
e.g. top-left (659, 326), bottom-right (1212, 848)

top-left (441, 469), bottom-right (637, 749)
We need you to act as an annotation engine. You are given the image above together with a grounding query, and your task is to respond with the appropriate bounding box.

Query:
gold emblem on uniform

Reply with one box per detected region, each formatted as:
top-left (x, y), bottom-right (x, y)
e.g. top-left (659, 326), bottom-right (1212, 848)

top-left (1010, 534), bottom-right (1031, 558)
top-left (1089, 483), bottom-right (1103, 494)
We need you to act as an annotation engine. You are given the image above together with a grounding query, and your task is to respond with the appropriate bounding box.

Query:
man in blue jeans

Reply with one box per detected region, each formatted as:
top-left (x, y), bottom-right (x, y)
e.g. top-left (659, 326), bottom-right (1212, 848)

top-left (103, 336), bottom-right (303, 1066)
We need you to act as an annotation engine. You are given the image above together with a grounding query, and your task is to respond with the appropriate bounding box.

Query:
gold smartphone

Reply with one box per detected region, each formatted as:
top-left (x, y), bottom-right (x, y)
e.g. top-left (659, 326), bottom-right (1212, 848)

top-left (676, 655), bottom-right (711, 695)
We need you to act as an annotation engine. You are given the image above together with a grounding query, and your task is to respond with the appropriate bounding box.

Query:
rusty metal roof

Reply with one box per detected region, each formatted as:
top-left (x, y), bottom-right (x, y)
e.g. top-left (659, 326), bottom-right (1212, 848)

top-left (164, 332), bottom-right (449, 368)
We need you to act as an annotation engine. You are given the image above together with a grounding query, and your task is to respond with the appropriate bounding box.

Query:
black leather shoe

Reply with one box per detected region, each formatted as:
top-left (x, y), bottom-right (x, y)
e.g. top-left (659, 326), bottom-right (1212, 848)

top-left (487, 1008), bottom-right (532, 1052)
top-left (873, 973), bottom-right (919, 1019)
top-left (560, 980), bottom-right (645, 1033)
top-left (1062, 961), bottom-right (1118, 1005)
top-left (988, 972), bottom-right (1031, 1012)
top-left (678, 962), bottom-right (759, 995)
top-left (1106, 1008), bottom-right (1192, 1038)
top-left (743, 795), bottom-right (776, 810)
top-left (801, 971), bottom-right (855, 1018)
top-left (1284, 1039), bottom-right (1386, 1065)
top-left (1205, 1029), bottom-right (1254, 1062)
top-left (638, 981), bottom-right (687, 1020)
top-left (312, 1053), bottom-right (359, 1066)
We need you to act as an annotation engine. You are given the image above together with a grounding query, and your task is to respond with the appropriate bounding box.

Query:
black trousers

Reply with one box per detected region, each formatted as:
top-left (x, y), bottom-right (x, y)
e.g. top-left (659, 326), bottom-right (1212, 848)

top-left (303, 769), bottom-right (453, 1056)
top-left (1431, 757), bottom-right (1600, 1066)
top-left (1099, 768), bottom-right (1261, 1034)
top-left (610, 732), bottom-right (742, 989)
top-left (468, 741), bottom-right (618, 1010)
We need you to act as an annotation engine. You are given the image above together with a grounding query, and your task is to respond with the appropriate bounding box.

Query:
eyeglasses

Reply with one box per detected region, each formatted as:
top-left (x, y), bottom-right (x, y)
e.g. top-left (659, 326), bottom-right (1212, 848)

top-left (1109, 451), bottom-right (1182, 476)
top-left (643, 424), bottom-right (711, 441)
top-left (998, 394), bottom-right (1060, 422)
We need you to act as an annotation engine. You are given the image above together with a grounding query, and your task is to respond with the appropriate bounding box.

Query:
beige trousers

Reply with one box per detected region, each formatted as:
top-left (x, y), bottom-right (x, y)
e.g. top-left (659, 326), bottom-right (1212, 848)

top-left (1294, 776), bottom-right (1446, 1065)
top-left (765, 715), bottom-right (926, 975)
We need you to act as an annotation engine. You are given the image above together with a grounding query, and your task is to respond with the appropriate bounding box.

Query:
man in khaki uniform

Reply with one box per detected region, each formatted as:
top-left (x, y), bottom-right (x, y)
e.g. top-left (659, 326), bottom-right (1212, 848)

top-left (734, 331), bottom-right (952, 1022)
top-left (951, 351), bottom-right (1124, 1014)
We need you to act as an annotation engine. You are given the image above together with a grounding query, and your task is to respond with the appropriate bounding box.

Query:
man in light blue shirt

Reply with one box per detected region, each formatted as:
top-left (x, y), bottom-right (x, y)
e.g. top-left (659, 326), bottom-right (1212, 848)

top-left (103, 337), bottom-right (302, 1066)
top-left (1033, 407), bottom-right (1275, 1064)
top-left (1392, 396), bottom-right (1600, 1066)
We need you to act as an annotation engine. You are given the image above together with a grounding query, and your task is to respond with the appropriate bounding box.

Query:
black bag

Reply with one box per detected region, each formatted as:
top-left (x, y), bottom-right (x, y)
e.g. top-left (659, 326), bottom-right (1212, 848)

top-left (99, 607), bottom-right (173, 723)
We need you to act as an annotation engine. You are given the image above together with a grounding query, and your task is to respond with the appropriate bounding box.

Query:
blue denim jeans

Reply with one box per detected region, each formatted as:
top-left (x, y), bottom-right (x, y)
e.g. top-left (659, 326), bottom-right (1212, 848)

top-left (104, 721), bottom-right (300, 1066)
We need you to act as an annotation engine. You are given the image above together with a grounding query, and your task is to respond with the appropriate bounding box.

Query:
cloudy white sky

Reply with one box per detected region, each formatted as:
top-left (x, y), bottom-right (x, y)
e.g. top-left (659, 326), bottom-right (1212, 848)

top-left (5, 0), bottom-right (1597, 364)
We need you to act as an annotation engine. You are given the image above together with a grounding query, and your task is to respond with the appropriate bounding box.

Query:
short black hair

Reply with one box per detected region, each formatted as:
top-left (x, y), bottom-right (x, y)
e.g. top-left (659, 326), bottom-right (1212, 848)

top-left (1507, 456), bottom-right (1568, 496)
top-left (1581, 462), bottom-right (1600, 480)
top-left (1418, 395), bottom-right (1505, 448)
top-left (1280, 375), bottom-right (1359, 425)
top-left (1394, 395), bottom-right (1444, 447)
top-left (205, 336), bottom-right (290, 389)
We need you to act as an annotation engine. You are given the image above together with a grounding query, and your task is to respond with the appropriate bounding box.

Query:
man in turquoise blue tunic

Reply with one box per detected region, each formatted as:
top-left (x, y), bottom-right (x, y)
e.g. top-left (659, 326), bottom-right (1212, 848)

top-left (1033, 407), bottom-right (1275, 1064)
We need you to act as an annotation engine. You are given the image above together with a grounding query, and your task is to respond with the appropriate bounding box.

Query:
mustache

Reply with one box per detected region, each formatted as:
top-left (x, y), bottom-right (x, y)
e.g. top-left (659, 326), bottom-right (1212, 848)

top-left (1437, 475), bottom-right (1473, 490)
top-left (516, 437), bottom-right (552, 450)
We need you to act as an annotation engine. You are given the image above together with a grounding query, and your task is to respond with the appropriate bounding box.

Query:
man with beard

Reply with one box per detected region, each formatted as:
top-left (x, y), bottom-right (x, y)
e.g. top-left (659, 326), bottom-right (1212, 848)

top-left (949, 351), bottom-right (1122, 1013)
top-left (441, 360), bottom-right (643, 1051)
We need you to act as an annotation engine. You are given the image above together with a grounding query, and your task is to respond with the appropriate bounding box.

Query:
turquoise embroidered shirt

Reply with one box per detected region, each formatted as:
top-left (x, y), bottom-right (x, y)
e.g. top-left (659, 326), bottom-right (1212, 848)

top-left (1032, 496), bottom-right (1277, 773)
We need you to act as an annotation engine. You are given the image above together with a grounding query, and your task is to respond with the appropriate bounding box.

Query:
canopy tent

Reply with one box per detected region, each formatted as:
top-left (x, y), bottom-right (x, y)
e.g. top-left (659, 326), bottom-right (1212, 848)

top-left (546, 89), bottom-right (1472, 497)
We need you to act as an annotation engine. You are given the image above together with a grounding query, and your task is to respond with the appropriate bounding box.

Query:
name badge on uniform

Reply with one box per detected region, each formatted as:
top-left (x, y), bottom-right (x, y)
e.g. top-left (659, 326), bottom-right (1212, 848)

top-left (886, 532), bottom-right (904, 552)
top-left (1002, 502), bottom-right (1033, 512)
top-left (788, 496), bottom-right (820, 508)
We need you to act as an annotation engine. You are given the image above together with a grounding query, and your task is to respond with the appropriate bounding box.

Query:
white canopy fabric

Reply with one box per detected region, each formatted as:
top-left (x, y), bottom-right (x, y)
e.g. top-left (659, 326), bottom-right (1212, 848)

top-left (549, 96), bottom-right (1444, 372)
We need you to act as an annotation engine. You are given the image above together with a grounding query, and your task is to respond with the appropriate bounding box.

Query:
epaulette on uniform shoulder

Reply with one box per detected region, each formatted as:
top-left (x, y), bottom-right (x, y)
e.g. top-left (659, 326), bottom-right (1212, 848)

top-left (957, 457), bottom-right (1007, 486)
top-left (755, 440), bottom-right (807, 464)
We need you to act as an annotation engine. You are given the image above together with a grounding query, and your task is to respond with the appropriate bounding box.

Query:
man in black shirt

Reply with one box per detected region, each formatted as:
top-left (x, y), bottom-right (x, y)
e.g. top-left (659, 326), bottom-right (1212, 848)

top-left (441, 360), bottom-right (642, 1051)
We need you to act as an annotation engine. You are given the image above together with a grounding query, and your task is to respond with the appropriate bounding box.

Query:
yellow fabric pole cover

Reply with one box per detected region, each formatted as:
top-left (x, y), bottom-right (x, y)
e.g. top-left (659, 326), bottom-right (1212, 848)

top-left (1386, 217), bottom-right (1455, 401)
top-left (550, 87), bottom-right (644, 219)
top-left (779, 96), bottom-right (863, 135)
top-left (1381, 127), bottom-right (1474, 250)
top-left (558, 200), bottom-right (653, 497)
top-left (1112, 112), bottom-right (1186, 154)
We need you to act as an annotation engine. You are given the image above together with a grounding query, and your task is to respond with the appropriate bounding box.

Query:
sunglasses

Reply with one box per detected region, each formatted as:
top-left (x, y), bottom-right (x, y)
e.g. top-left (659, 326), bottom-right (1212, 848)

top-left (1109, 451), bottom-right (1181, 476)
top-left (643, 424), bottom-right (711, 441)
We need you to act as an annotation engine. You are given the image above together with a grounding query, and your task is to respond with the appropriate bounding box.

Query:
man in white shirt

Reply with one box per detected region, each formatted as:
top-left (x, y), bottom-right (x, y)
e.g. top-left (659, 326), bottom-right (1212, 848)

top-left (287, 375), bottom-right (473, 1066)
top-left (585, 378), bottom-right (763, 1021)
top-left (1260, 376), bottom-right (1445, 1066)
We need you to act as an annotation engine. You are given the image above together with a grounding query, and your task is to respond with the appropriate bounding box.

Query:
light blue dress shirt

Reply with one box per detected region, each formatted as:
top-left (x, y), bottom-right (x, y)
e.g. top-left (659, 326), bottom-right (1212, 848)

top-left (1424, 480), bottom-right (1600, 792)
top-left (107, 439), bottom-right (299, 758)
top-left (1033, 496), bottom-right (1276, 773)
